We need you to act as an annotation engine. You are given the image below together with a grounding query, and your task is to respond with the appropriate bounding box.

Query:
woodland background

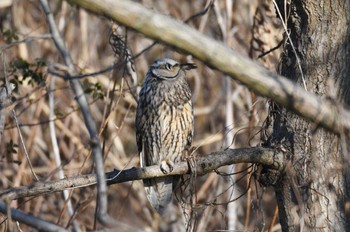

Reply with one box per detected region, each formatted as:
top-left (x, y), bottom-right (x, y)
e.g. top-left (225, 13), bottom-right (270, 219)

top-left (0, 0), bottom-right (286, 231)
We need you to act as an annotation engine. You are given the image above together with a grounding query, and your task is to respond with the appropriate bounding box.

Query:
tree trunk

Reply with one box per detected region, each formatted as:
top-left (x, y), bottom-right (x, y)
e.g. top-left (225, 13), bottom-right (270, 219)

top-left (266, 0), bottom-right (350, 231)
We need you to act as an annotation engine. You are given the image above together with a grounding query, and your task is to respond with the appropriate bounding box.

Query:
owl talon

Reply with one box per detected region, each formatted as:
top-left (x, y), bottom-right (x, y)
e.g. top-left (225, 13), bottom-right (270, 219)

top-left (160, 160), bottom-right (174, 174)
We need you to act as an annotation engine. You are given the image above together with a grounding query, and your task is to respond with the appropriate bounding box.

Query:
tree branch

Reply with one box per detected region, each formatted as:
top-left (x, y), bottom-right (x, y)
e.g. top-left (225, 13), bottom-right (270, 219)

top-left (67, 0), bottom-right (350, 135)
top-left (0, 147), bottom-right (283, 201)
top-left (0, 201), bottom-right (68, 232)
top-left (39, 0), bottom-right (116, 228)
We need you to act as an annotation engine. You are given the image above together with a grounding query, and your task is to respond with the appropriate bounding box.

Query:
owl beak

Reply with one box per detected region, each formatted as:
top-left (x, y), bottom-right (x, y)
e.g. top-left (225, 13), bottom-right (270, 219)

top-left (180, 63), bottom-right (197, 70)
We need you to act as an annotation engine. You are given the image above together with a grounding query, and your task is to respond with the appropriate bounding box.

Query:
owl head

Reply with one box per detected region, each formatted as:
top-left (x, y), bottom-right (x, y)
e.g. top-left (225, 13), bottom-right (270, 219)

top-left (150, 58), bottom-right (196, 80)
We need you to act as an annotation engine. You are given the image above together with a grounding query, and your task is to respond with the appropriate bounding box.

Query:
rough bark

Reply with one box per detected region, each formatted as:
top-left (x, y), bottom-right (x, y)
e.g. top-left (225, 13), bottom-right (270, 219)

top-left (267, 0), bottom-right (350, 231)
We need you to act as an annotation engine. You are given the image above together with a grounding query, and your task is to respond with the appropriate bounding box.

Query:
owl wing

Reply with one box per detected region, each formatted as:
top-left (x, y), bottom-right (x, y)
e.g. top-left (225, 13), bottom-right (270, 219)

top-left (136, 89), bottom-right (147, 169)
top-left (136, 92), bottom-right (160, 168)
top-left (185, 100), bottom-right (194, 149)
top-left (136, 95), bottom-right (173, 215)
top-left (181, 100), bottom-right (194, 160)
top-left (135, 102), bottom-right (143, 154)
top-left (136, 114), bottom-right (150, 170)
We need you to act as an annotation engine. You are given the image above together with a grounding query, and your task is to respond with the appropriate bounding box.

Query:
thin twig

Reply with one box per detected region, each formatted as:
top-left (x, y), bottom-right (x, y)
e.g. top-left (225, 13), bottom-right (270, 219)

top-left (11, 109), bottom-right (39, 181)
top-left (48, 76), bottom-right (80, 231)
top-left (0, 34), bottom-right (52, 52)
top-left (257, 38), bottom-right (285, 59)
top-left (184, 0), bottom-right (214, 23)
top-left (215, 164), bottom-right (253, 176)
top-left (272, 0), bottom-right (307, 91)
top-left (205, 169), bottom-right (254, 206)
top-left (213, 0), bottom-right (241, 229)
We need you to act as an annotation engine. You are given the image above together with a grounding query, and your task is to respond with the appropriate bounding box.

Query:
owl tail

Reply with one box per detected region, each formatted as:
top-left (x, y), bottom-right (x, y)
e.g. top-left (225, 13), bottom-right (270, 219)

top-left (143, 176), bottom-right (179, 215)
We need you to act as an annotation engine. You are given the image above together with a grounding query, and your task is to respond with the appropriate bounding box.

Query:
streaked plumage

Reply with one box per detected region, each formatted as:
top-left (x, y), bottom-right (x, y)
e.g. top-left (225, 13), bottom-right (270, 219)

top-left (136, 58), bottom-right (195, 215)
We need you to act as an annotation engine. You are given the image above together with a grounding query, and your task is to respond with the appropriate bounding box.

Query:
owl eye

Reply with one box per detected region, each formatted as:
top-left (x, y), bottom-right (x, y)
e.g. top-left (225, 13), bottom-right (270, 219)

top-left (165, 63), bottom-right (172, 70)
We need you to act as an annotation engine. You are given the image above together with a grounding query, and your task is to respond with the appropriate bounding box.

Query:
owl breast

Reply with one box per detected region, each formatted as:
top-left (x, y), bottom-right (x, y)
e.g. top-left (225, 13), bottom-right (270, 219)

top-left (157, 100), bottom-right (193, 163)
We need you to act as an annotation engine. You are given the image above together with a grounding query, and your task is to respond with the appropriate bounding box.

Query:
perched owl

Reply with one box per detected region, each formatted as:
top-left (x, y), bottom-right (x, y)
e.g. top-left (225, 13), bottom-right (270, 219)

top-left (136, 58), bottom-right (195, 215)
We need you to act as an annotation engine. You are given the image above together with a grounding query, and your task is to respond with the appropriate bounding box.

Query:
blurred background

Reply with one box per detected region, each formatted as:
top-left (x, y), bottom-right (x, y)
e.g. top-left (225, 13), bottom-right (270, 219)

top-left (0, 0), bottom-right (283, 231)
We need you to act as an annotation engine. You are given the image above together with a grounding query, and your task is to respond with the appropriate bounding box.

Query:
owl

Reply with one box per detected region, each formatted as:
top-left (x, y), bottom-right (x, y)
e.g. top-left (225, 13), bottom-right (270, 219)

top-left (135, 58), bottom-right (195, 215)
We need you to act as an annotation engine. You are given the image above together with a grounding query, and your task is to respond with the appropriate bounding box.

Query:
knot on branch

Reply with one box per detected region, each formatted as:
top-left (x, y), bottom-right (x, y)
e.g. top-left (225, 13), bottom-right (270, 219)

top-left (254, 165), bottom-right (282, 187)
top-left (254, 146), bottom-right (287, 187)
top-left (90, 135), bottom-right (100, 148)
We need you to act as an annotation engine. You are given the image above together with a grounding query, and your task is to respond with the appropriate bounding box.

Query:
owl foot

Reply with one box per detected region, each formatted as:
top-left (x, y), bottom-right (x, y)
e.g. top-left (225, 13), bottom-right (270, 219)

top-left (160, 160), bottom-right (174, 174)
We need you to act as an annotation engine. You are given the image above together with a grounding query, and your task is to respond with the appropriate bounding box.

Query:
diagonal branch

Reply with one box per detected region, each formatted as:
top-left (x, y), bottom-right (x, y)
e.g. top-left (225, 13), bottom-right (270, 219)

top-left (39, 0), bottom-right (116, 227)
top-left (0, 201), bottom-right (68, 232)
top-left (67, 0), bottom-right (350, 135)
top-left (0, 147), bottom-right (284, 201)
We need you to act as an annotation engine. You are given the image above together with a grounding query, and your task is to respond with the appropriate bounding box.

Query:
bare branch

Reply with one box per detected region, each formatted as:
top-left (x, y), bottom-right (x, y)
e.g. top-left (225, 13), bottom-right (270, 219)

top-left (0, 201), bottom-right (68, 232)
top-left (0, 34), bottom-right (52, 52)
top-left (0, 147), bottom-right (284, 201)
top-left (39, 0), bottom-right (115, 227)
top-left (48, 76), bottom-right (79, 231)
top-left (11, 107), bottom-right (40, 181)
top-left (67, 0), bottom-right (350, 135)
